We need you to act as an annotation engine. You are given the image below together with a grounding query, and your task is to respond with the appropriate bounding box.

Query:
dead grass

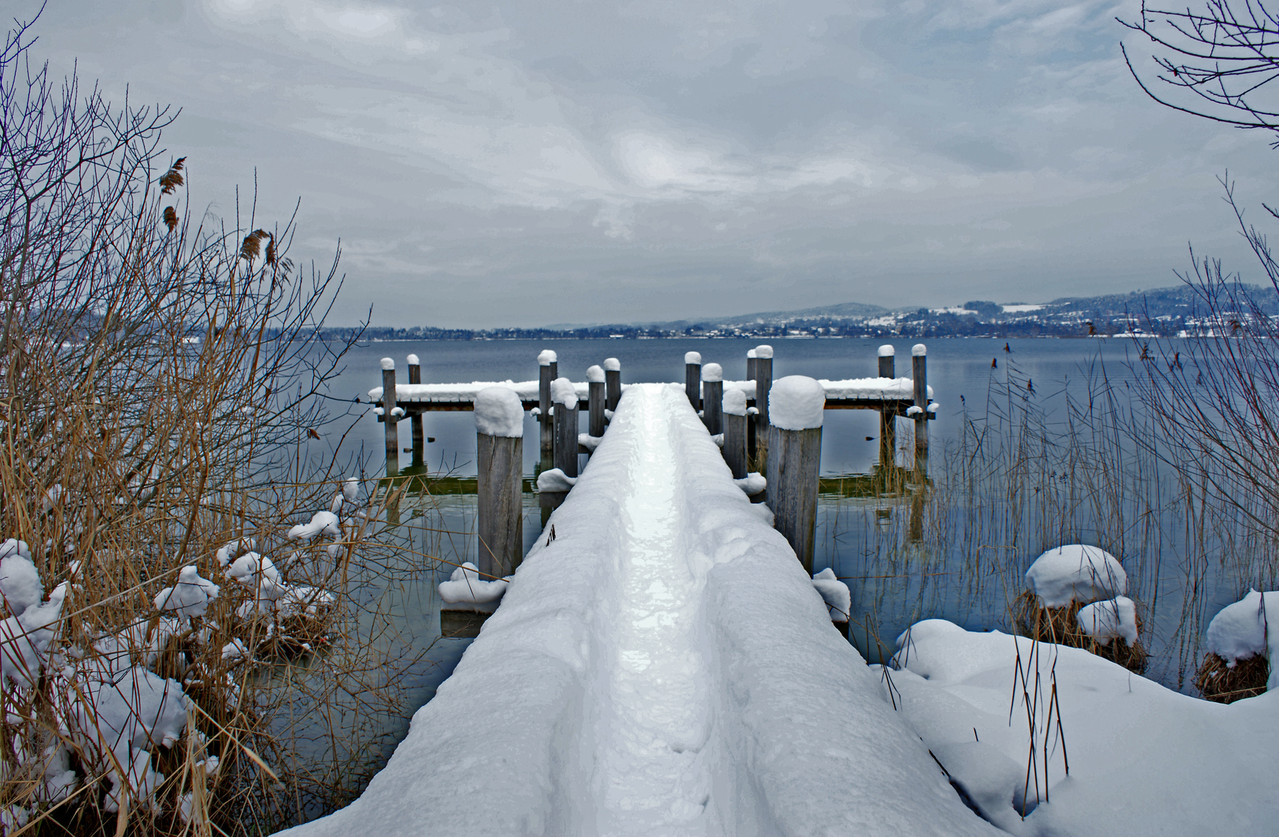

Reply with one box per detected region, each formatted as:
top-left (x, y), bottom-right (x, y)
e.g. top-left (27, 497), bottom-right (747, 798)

top-left (1011, 591), bottom-right (1148, 674)
top-left (1195, 652), bottom-right (1269, 703)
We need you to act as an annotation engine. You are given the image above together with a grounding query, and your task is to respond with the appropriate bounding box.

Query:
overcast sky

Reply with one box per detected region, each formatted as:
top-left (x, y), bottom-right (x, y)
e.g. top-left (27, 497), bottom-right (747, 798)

top-left (18, 0), bottom-right (1279, 328)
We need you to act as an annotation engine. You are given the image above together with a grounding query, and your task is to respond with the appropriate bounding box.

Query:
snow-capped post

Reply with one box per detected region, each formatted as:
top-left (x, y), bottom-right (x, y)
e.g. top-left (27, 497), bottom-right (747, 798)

top-left (604, 357), bottom-right (622, 412)
top-left (746, 348), bottom-right (759, 461)
top-left (754, 345), bottom-right (774, 468)
top-left (702, 363), bottom-right (723, 434)
top-left (722, 387), bottom-right (748, 479)
top-left (552, 377), bottom-right (579, 478)
top-left (587, 365), bottom-right (606, 439)
top-left (878, 345), bottom-right (896, 468)
top-left (475, 387), bottom-right (524, 579)
top-left (408, 353), bottom-right (425, 466)
top-left (911, 344), bottom-right (929, 466)
top-left (684, 351), bottom-right (702, 411)
top-left (538, 350), bottom-right (558, 469)
top-left (381, 357), bottom-right (399, 476)
top-left (766, 376), bottom-right (824, 572)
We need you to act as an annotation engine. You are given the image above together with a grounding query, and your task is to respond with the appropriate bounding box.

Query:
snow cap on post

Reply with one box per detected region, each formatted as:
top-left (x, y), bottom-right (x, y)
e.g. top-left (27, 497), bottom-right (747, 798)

top-left (603, 357), bottom-right (620, 371)
top-left (702, 362), bottom-right (723, 382)
top-left (755, 344), bottom-right (774, 359)
top-left (768, 375), bottom-right (825, 430)
top-left (587, 365), bottom-right (605, 383)
top-left (912, 343), bottom-right (927, 357)
top-left (475, 386), bottom-right (524, 438)
top-left (685, 351), bottom-right (701, 364)
top-left (878, 344), bottom-right (895, 357)
top-left (380, 357), bottom-right (395, 371)
top-left (722, 387), bottom-right (747, 416)
top-left (551, 377), bottom-right (577, 408)
top-left (407, 353), bottom-right (420, 365)
top-left (747, 349), bottom-right (757, 359)
top-left (538, 349), bottom-right (557, 366)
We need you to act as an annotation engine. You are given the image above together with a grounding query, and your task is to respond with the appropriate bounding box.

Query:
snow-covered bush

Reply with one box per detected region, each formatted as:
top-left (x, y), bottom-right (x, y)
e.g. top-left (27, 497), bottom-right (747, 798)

top-left (1196, 590), bottom-right (1277, 703)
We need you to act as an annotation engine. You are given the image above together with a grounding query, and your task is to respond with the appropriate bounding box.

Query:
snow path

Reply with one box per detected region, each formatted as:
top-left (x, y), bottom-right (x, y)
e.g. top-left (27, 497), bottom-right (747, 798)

top-left (278, 385), bottom-right (998, 837)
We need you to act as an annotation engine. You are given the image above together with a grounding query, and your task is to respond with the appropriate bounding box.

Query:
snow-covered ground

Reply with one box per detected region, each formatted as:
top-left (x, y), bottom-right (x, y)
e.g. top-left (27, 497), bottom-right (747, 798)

top-left (278, 384), bottom-right (995, 836)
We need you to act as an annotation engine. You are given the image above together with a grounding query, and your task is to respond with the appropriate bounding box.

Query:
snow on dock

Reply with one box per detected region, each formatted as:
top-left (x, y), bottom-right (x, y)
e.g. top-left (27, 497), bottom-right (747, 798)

top-left (280, 384), bottom-right (995, 837)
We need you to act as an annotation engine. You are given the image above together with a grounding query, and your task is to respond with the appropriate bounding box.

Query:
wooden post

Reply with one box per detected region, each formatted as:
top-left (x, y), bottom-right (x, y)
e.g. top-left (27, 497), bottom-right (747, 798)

top-left (475, 387), bottom-right (524, 579)
top-left (604, 357), bottom-right (622, 413)
top-left (877, 345), bottom-right (896, 469)
top-left (722, 388), bottom-right (748, 479)
top-left (381, 357), bottom-right (399, 477)
top-left (754, 345), bottom-right (773, 468)
top-left (746, 348), bottom-right (758, 462)
top-left (912, 344), bottom-right (929, 467)
top-left (685, 351), bottom-right (702, 411)
top-left (702, 362), bottom-right (723, 434)
top-left (408, 353), bottom-right (425, 467)
top-left (538, 350), bottom-right (557, 470)
top-left (552, 377), bottom-right (579, 478)
top-left (587, 365), bottom-right (606, 439)
top-left (764, 376), bottom-right (824, 573)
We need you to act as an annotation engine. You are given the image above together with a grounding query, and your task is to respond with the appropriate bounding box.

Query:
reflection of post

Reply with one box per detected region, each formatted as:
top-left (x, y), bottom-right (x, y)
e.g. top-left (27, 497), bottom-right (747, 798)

top-left (878, 345), bottom-right (896, 469)
top-left (754, 345), bottom-right (773, 469)
top-left (538, 350), bottom-right (557, 470)
top-left (552, 377), bottom-right (579, 478)
top-left (408, 353), bottom-right (424, 467)
top-left (702, 363), bottom-right (723, 434)
top-left (475, 387), bottom-right (524, 578)
top-left (722, 388), bottom-right (748, 479)
top-left (604, 357), bottom-right (622, 413)
top-left (765, 376), bottom-right (824, 573)
top-left (910, 343), bottom-right (929, 542)
top-left (685, 351), bottom-right (702, 411)
top-left (381, 357), bottom-right (399, 477)
top-left (587, 365), bottom-right (606, 440)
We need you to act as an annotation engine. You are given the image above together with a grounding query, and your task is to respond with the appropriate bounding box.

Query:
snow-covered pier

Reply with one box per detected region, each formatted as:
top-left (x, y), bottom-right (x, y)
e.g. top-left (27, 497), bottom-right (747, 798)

top-left (371, 343), bottom-right (936, 476)
top-left (283, 383), bottom-right (993, 837)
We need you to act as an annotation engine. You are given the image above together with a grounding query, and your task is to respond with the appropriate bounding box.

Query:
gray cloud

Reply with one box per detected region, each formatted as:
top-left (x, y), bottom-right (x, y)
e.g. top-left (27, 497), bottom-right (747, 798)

top-left (18, 0), bottom-right (1279, 327)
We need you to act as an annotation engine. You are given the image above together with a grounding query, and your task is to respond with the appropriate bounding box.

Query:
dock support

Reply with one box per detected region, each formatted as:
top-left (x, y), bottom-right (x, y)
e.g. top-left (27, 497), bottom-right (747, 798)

top-left (475, 388), bottom-right (524, 579)
top-left (685, 352), bottom-right (702, 411)
top-left (552, 377), bottom-right (579, 478)
top-left (588, 366), bottom-right (606, 439)
top-left (765, 376), bottom-right (823, 573)
top-left (746, 349), bottom-right (758, 462)
top-left (408, 354), bottom-right (424, 467)
top-left (912, 344), bottom-right (929, 467)
top-left (702, 363), bottom-right (723, 435)
top-left (381, 358), bottom-right (399, 477)
top-left (604, 357), bottom-right (622, 413)
top-left (877, 345), bottom-right (896, 468)
top-left (754, 345), bottom-right (773, 469)
top-left (538, 350), bottom-right (557, 470)
top-left (722, 390), bottom-right (748, 479)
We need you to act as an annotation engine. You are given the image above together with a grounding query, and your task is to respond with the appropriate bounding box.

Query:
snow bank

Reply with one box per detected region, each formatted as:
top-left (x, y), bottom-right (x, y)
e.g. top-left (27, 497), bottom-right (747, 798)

top-left (1206, 590), bottom-right (1279, 688)
top-left (474, 386), bottom-right (524, 438)
top-left (768, 375), bottom-right (825, 430)
top-left (1076, 596), bottom-right (1138, 646)
top-left (1025, 544), bottom-right (1126, 608)
top-left (887, 619), bottom-right (1279, 835)
top-left (0, 538), bottom-right (41, 614)
top-left (277, 385), bottom-right (996, 837)
top-left (811, 568), bottom-right (851, 621)
top-left (437, 562), bottom-right (508, 612)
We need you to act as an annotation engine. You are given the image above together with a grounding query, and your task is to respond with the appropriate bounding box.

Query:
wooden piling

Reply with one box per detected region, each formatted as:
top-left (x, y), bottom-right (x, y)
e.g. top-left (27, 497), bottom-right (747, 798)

top-left (538, 350), bottom-right (557, 469)
top-left (604, 357), bottom-right (622, 412)
top-left (408, 353), bottom-right (425, 466)
top-left (381, 358), bottom-right (399, 477)
top-left (877, 345), bottom-right (896, 468)
top-left (754, 345), bottom-right (773, 468)
top-left (588, 365), bottom-right (606, 439)
top-left (746, 349), bottom-right (758, 461)
top-left (685, 351), bottom-right (702, 411)
top-left (702, 362), bottom-right (723, 435)
top-left (552, 377), bottom-right (579, 478)
top-left (912, 344), bottom-right (929, 466)
top-left (765, 375), bottom-right (824, 573)
top-left (722, 388), bottom-right (748, 479)
top-left (475, 387), bottom-right (524, 578)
